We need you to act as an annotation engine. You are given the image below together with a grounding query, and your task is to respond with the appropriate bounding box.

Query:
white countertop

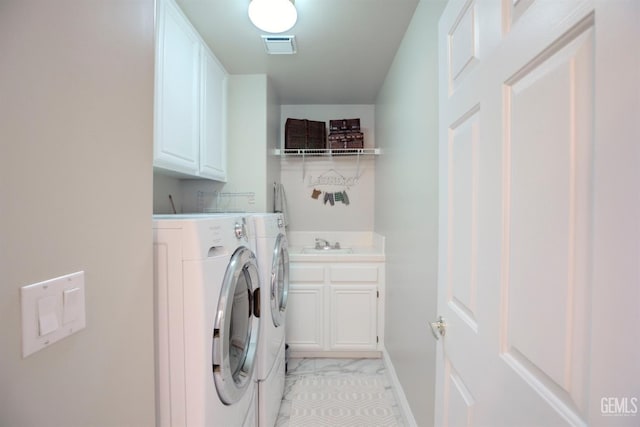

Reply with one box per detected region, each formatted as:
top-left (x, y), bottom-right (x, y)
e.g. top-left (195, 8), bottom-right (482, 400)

top-left (287, 231), bottom-right (385, 263)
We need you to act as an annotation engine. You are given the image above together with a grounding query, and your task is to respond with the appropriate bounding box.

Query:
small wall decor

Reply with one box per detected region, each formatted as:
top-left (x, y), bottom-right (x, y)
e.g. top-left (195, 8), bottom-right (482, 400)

top-left (307, 168), bottom-right (359, 189)
top-left (334, 191), bottom-right (350, 205)
top-left (308, 168), bottom-right (355, 207)
top-left (314, 189), bottom-right (349, 206)
top-left (324, 192), bottom-right (335, 206)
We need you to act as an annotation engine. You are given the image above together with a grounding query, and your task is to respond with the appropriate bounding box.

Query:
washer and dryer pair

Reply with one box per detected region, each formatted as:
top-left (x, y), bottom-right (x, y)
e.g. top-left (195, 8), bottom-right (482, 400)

top-left (153, 213), bottom-right (289, 427)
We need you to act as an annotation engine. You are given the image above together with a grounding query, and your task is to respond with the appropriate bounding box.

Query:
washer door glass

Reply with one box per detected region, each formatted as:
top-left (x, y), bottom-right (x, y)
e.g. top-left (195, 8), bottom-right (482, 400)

top-left (212, 246), bottom-right (260, 405)
top-left (270, 233), bottom-right (290, 327)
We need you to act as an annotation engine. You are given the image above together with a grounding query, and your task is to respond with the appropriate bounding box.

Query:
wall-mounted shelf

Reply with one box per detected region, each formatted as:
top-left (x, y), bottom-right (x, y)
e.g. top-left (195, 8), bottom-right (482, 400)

top-left (275, 148), bottom-right (380, 180)
top-left (275, 148), bottom-right (381, 157)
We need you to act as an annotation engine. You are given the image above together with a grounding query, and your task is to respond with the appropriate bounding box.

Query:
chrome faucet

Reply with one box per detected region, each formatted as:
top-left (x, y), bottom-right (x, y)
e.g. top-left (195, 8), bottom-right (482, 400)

top-left (315, 238), bottom-right (341, 250)
top-left (315, 238), bottom-right (330, 250)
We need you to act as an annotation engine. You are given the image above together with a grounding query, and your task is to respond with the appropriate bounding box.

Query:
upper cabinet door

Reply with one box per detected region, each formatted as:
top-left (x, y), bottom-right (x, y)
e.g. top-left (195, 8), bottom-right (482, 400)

top-left (154, 0), bottom-right (200, 175)
top-left (199, 46), bottom-right (228, 182)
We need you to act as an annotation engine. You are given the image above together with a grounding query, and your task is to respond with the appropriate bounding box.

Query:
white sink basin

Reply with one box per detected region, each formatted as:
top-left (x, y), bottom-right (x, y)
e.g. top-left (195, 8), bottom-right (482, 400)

top-left (300, 247), bottom-right (354, 254)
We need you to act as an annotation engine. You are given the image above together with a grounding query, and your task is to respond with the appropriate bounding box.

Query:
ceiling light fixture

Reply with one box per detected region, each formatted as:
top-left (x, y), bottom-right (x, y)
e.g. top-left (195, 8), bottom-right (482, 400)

top-left (248, 0), bottom-right (298, 34)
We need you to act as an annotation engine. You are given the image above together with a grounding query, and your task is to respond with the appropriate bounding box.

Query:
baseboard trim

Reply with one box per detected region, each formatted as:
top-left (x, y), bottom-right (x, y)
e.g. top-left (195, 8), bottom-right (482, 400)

top-left (382, 348), bottom-right (418, 427)
top-left (289, 350), bottom-right (382, 359)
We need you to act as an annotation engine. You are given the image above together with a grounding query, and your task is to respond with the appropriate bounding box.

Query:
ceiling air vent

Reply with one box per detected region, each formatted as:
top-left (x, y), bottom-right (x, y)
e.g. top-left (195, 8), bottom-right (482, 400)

top-left (261, 35), bottom-right (297, 55)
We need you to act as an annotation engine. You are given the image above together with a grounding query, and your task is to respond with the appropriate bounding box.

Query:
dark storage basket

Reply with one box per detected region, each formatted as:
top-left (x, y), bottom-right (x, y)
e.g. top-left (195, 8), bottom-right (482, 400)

top-left (284, 118), bottom-right (307, 149)
top-left (329, 140), bottom-right (346, 149)
top-left (285, 118), bottom-right (326, 150)
top-left (346, 137), bottom-right (364, 149)
top-left (306, 120), bottom-right (326, 149)
top-left (329, 118), bottom-right (361, 133)
top-left (328, 132), bottom-right (364, 149)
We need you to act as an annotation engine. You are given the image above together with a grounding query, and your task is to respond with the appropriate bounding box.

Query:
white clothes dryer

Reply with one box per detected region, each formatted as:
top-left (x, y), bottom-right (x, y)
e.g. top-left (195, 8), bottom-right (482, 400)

top-left (153, 214), bottom-right (260, 427)
top-left (251, 213), bottom-right (289, 427)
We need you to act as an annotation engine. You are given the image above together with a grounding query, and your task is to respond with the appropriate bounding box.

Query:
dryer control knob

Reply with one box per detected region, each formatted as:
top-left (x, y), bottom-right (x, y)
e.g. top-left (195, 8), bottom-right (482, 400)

top-left (234, 222), bottom-right (244, 239)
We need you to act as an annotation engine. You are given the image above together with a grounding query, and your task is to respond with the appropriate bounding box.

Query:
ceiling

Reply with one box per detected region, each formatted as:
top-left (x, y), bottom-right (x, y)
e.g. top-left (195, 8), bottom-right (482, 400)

top-left (176, 0), bottom-right (420, 105)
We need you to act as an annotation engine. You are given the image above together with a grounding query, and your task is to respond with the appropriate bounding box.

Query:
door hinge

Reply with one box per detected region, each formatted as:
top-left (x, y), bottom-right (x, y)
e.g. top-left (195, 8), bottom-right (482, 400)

top-left (376, 336), bottom-right (379, 343)
top-left (376, 290), bottom-right (379, 298)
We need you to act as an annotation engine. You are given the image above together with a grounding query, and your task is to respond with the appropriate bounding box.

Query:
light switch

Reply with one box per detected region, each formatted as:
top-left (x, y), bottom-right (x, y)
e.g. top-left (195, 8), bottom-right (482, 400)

top-left (21, 271), bottom-right (86, 358)
top-left (63, 287), bottom-right (81, 324)
top-left (37, 295), bottom-right (59, 336)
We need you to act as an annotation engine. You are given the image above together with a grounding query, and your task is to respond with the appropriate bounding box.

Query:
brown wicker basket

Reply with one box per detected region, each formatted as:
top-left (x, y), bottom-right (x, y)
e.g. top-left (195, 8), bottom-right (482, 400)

top-left (328, 132), bottom-right (364, 149)
top-left (285, 118), bottom-right (326, 149)
top-left (329, 118), bottom-right (361, 133)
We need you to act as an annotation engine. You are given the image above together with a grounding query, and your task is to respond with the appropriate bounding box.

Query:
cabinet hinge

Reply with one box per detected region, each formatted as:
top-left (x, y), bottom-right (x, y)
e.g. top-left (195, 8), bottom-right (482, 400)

top-left (376, 290), bottom-right (379, 298)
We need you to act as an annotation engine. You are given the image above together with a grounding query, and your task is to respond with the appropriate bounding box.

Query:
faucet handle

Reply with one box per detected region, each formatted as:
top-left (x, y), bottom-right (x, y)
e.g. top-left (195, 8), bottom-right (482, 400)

top-left (315, 238), bottom-right (330, 249)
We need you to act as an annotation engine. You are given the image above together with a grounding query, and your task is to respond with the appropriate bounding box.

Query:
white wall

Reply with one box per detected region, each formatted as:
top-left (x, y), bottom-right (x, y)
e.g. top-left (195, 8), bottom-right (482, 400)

top-left (154, 173), bottom-right (183, 214)
top-left (176, 74), bottom-right (281, 214)
top-left (0, 1), bottom-right (156, 426)
top-left (374, 1), bottom-right (446, 426)
top-left (281, 157), bottom-right (375, 231)
top-left (266, 74), bottom-right (282, 211)
top-left (225, 74), bottom-right (269, 211)
top-left (280, 105), bottom-right (375, 231)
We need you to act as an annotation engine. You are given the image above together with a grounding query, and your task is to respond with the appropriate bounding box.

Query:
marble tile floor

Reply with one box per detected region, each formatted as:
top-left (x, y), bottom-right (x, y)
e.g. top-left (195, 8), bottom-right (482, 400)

top-left (275, 358), bottom-right (406, 427)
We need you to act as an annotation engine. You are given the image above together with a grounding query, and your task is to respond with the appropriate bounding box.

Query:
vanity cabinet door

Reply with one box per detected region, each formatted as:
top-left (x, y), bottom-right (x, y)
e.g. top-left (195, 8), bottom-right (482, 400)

top-left (329, 284), bottom-right (378, 351)
top-left (286, 284), bottom-right (325, 351)
top-left (285, 265), bottom-right (325, 351)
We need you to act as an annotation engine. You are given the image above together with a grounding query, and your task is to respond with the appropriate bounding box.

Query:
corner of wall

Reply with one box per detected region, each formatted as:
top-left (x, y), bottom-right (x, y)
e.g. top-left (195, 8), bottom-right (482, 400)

top-left (373, 1), bottom-right (446, 426)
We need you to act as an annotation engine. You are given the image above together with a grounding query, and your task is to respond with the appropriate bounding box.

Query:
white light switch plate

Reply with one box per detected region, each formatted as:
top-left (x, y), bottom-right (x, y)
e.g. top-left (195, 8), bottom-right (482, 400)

top-left (21, 271), bottom-right (86, 358)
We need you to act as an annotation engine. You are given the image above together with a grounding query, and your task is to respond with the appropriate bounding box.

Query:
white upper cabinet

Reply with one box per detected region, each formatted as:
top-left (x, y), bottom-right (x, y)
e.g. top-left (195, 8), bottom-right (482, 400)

top-left (154, 0), bottom-right (227, 181)
top-left (199, 47), bottom-right (227, 181)
top-left (154, 0), bottom-right (199, 175)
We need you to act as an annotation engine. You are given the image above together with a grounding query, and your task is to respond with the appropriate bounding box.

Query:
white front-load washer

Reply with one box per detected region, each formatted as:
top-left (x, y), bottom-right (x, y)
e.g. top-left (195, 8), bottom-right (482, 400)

top-left (153, 214), bottom-right (260, 427)
top-left (252, 213), bottom-right (289, 427)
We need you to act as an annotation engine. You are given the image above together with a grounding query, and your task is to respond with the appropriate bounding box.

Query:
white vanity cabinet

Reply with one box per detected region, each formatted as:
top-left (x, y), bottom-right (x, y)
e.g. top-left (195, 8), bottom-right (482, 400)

top-left (287, 261), bottom-right (384, 356)
top-left (154, 0), bottom-right (227, 180)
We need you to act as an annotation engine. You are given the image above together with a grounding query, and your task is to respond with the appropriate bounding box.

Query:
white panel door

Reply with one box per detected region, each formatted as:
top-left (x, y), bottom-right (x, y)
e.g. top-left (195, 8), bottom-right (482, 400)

top-left (436, 1), bottom-right (639, 426)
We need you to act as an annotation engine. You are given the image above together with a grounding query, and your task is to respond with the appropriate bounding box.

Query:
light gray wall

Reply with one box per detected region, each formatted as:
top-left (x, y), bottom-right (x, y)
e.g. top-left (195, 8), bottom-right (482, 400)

top-left (266, 75), bottom-right (282, 213)
top-left (154, 174), bottom-right (183, 214)
top-left (176, 74), bottom-right (280, 214)
top-left (0, 1), bottom-right (156, 426)
top-left (280, 157), bottom-right (376, 231)
top-left (374, 1), bottom-right (446, 426)
top-left (225, 74), bottom-right (269, 212)
top-left (280, 105), bottom-right (376, 231)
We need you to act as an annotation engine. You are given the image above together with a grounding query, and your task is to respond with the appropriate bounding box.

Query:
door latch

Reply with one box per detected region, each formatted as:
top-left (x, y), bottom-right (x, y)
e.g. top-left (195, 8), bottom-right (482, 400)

top-left (430, 316), bottom-right (447, 340)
